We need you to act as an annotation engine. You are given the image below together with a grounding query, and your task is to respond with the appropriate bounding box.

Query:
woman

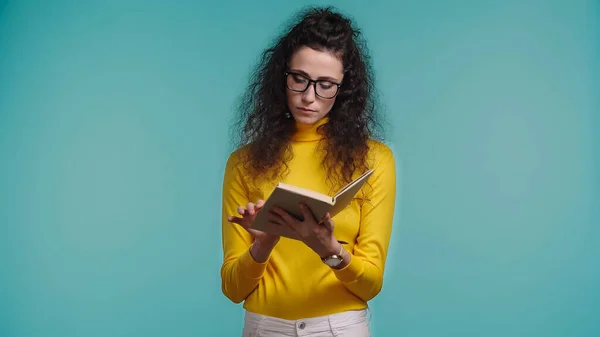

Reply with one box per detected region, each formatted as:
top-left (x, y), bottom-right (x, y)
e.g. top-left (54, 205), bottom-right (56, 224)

top-left (221, 6), bottom-right (396, 336)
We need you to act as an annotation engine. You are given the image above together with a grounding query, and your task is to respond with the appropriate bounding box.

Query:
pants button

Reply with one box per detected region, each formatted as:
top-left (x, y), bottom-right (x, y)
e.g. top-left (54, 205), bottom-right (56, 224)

top-left (298, 322), bottom-right (306, 329)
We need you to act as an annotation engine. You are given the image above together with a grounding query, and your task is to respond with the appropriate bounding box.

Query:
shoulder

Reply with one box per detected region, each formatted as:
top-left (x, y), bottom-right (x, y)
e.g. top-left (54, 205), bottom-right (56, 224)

top-left (225, 145), bottom-right (249, 169)
top-left (359, 139), bottom-right (396, 200)
top-left (222, 146), bottom-right (255, 196)
top-left (366, 139), bottom-right (395, 167)
top-left (223, 145), bottom-right (251, 181)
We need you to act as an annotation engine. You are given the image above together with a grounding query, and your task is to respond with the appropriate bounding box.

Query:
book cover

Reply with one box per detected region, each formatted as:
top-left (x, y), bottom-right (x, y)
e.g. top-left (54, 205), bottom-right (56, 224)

top-left (251, 169), bottom-right (374, 239)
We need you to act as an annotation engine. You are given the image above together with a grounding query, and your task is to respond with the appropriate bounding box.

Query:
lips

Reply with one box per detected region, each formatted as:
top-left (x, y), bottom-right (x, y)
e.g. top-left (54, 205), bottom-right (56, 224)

top-left (298, 107), bottom-right (316, 112)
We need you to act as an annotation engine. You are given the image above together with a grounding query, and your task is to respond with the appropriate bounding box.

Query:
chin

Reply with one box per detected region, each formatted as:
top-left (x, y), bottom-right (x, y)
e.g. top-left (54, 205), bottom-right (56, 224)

top-left (292, 112), bottom-right (323, 125)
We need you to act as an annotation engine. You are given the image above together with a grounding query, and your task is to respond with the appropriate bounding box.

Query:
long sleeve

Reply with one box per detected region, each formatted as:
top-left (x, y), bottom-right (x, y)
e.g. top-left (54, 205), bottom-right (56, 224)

top-left (220, 152), bottom-right (269, 303)
top-left (332, 146), bottom-right (397, 301)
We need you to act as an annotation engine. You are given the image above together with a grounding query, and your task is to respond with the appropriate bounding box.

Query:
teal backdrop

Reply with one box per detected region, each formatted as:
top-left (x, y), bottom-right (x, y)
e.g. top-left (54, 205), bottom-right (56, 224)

top-left (1, 0), bottom-right (598, 336)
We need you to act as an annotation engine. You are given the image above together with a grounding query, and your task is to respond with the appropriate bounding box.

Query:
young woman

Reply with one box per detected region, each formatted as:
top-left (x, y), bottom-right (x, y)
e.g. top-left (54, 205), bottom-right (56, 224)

top-left (221, 6), bottom-right (396, 336)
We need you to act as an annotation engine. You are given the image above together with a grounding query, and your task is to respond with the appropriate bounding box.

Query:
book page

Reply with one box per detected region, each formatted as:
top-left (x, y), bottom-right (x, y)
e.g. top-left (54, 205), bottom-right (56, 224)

top-left (329, 169), bottom-right (374, 217)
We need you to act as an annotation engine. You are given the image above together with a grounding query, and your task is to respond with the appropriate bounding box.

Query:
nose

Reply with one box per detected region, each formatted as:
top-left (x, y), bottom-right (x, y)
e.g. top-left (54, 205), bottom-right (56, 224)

top-left (301, 83), bottom-right (316, 103)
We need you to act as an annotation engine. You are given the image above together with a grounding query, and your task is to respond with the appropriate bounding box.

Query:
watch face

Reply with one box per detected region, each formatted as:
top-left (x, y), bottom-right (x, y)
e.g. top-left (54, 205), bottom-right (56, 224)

top-left (325, 257), bottom-right (342, 267)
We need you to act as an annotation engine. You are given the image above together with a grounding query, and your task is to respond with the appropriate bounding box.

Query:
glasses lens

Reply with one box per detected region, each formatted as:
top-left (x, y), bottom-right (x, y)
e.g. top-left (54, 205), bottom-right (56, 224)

top-left (316, 81), bottom-right (338, 98)
top-left (286, 72), bottom-right (339, 98)
top-left (286, 73), bottom-right (309, 91)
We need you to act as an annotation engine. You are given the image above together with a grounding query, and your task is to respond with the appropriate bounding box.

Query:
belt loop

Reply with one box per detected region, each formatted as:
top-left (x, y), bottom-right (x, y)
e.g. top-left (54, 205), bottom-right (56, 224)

top-left (327, 314), bottom-right (340, 337)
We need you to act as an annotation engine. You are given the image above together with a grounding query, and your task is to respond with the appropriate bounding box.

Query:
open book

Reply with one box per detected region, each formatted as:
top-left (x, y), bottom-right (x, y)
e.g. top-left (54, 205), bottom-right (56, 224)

top-left (251, 169), bottom-right (374, 240)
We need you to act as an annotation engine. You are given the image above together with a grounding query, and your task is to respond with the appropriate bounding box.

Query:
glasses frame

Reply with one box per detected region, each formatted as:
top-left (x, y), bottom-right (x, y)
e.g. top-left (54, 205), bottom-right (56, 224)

top-left (284, 71), bottom-right (342, 99)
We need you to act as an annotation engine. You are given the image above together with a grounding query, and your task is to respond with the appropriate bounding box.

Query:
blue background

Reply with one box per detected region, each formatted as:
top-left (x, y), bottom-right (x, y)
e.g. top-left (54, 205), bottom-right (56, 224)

top-left (1, 0), bottom-right (598, 336)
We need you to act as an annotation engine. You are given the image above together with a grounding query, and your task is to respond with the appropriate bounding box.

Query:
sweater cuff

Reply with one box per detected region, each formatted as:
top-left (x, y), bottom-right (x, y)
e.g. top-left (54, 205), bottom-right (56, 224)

top-left (238, 247), bottom-right (269, 279)
top-left (332, 255), bottom-right (364, 283)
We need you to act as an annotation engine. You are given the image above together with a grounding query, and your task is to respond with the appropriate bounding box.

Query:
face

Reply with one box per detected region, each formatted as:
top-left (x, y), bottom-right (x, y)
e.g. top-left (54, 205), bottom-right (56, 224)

top-left (285, 46), bottom-right (344, 125)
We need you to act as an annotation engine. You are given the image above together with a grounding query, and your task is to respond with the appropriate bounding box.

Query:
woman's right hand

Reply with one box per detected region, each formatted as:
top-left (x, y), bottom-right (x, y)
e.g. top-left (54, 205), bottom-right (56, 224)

top-left (227, 200), bottom-right (280, 262)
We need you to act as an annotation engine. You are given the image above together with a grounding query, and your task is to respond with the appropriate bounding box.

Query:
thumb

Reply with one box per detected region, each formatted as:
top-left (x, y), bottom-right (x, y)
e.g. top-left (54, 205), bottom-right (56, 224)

top-left (323, 213), bottom-right (334, 231)
top-left (228, 216), bottom-right (251, 230)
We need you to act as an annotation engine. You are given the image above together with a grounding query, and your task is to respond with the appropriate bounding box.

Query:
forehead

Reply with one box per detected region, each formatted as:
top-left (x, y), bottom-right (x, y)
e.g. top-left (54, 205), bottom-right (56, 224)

top-left (288, 46), bottom-right (344, 81)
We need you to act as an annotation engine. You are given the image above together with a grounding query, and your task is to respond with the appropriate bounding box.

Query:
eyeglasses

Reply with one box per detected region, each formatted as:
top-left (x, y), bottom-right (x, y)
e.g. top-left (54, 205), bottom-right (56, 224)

top-left (284, 71), bottom-right (342, 99)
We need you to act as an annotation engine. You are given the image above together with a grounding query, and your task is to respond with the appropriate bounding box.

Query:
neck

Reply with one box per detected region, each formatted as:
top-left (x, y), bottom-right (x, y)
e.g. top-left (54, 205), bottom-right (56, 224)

top-left (291, 117), bottom-right (328, 142)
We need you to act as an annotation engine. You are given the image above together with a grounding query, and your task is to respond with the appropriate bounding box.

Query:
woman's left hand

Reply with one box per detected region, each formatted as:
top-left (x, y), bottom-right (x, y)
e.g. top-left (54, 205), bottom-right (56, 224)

top-left (269, 204), bottom-right (341, 258)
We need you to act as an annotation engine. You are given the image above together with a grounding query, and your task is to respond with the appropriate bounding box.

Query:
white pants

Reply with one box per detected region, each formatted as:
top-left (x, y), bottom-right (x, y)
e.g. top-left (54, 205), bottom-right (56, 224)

top-left (241, 309), bottom-right (371, 337)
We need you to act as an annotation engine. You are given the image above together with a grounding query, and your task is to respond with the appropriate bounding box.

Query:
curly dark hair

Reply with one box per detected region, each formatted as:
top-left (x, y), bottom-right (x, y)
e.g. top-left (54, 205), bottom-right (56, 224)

top-left (231, 6), bottom-right (385, 190)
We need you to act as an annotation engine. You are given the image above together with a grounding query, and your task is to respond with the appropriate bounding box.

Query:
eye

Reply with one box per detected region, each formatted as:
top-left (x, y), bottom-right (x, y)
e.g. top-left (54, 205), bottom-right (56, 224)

top-left (318, 81), bottom-right (334, 89)
top-left (292, 74), bottom-right (308, 83)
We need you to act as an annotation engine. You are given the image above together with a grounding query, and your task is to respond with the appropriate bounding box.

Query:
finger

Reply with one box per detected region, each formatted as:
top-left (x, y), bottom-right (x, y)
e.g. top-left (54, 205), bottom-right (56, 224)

top-left (237, 206), bottom-right (246, 216)
top-left (246, 228), bottom-right (263, 237)
top-left (298, 203), bottom-right (317, 224)
top-left (323, 212), bottom-right (334, 231)
top-left (267, 220), bottom-right (283, 227)
top-left (268, 211), bottom-right (286, 226)
top-left (228, 215), bottom-right (243, 222)
top-left (246, 202), bottom-right (256, 215)
top-left (256, 199), bottom-right (265, 209)
top-left (272, 207), bottom-right (298, 225)
top-left (270, 219), bottom-right (300, 238)
top-left (272, 209), bottom-right (308, 237)
top-left (228, 216), bottom-right (250, 229)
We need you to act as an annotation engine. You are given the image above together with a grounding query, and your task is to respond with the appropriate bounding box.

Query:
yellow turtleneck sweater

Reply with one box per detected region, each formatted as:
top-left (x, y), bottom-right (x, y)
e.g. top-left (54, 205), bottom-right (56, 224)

top-left (220, 117), bottom-right (396, 320)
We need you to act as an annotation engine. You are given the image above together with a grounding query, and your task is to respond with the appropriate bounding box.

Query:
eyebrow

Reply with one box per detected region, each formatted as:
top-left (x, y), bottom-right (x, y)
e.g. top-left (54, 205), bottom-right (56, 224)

top-left (289, 69), bottom-right (342, 83)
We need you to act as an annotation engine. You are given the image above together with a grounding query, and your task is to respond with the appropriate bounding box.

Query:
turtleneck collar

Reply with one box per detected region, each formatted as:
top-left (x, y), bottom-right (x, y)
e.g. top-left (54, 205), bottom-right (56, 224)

top-left (291, 117), bottom-right (328, 142)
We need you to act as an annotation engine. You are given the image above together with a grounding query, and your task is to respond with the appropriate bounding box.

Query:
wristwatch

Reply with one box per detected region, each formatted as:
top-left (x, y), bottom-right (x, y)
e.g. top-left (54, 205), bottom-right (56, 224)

top-left (321, 245), bottom-right (344, 267)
